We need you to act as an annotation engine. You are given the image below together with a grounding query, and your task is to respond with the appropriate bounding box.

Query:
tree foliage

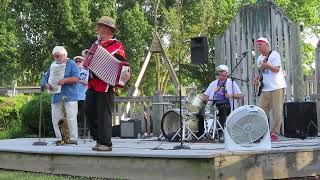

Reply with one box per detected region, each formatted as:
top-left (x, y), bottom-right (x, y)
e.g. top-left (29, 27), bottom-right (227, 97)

top-left (0, 0), bottom-right (319, 94)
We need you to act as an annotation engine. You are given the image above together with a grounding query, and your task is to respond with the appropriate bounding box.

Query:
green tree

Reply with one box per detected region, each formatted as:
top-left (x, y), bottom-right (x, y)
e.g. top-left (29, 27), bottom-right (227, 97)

top-left (117, 2), bottom-right (154, 95)
top-left (0, 0), bottom-right (20, 85)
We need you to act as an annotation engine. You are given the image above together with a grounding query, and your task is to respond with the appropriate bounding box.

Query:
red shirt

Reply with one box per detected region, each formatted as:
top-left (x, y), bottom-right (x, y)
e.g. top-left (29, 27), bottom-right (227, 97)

top-left (88, 39), bottom-right (127, 92)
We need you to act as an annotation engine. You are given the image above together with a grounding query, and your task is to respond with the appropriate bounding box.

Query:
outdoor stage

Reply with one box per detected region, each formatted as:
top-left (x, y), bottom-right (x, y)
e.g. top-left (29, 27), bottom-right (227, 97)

top-left (0, 137), bottom-right (320, 180)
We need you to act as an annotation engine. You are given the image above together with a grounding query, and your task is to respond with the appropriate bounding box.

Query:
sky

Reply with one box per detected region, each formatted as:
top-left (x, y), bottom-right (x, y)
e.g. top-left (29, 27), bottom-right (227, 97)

top-left (303, 29), bottom-right (319, 47)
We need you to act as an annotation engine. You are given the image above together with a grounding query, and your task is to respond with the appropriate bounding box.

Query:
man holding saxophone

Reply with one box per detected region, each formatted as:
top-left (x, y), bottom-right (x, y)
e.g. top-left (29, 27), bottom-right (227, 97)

top-left (43, 46), bottom-right (80, 144)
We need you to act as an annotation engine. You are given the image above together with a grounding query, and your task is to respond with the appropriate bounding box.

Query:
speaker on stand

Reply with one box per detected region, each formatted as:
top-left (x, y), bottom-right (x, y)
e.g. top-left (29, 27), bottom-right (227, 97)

top-left (190, 37), bottom-right (208, 64)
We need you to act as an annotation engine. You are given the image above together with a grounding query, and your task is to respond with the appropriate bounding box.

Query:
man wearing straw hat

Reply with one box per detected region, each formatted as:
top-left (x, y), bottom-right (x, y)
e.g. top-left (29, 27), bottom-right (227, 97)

top-left (82, 16), bottom-right (128, 151)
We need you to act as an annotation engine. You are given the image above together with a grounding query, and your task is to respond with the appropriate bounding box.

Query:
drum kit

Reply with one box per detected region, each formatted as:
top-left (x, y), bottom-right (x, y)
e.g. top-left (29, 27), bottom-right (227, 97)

top-left (160, 93), bottom-right (224, 142)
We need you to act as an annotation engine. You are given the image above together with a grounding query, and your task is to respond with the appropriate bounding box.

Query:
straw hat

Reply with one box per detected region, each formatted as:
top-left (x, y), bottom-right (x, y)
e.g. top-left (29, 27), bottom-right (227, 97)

top-left (97, 16), bottom-right (119, 34)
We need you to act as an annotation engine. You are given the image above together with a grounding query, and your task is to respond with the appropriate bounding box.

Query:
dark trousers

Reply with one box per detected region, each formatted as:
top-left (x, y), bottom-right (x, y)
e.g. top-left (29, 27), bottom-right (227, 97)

top-left (77, 100), bottom-right (86, 137)
top-left (85, 89), bottom-right (114, 147)
top-left (216, 103), bottom-right (231, 129)
top-left (198, 103), bottom-right (231, 133)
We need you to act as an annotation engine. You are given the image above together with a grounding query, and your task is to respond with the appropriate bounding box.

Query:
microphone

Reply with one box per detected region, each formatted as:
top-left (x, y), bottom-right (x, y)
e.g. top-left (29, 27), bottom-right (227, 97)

top-left (241, 51), bottom-right (249, 56)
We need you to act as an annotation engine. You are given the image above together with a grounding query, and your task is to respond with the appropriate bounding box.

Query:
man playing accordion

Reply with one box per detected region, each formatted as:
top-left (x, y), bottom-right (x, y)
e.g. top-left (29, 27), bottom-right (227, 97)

top-left (83, 16), bottom-right (129, 151)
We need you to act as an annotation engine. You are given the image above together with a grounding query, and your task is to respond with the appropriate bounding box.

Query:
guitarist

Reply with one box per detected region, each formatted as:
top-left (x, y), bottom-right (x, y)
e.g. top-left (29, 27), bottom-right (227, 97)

top-left (254, 37), bottom-right (286, 142)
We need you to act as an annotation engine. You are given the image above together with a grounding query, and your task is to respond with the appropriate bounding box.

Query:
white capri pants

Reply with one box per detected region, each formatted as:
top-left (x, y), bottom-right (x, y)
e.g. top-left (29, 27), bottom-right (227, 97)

top-left (51, 101), bottom-right (78, 140)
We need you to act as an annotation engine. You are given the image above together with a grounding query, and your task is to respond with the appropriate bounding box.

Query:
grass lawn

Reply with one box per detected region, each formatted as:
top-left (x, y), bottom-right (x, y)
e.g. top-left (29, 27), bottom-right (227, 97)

top-left (0, 169), bottom-right (110, 180)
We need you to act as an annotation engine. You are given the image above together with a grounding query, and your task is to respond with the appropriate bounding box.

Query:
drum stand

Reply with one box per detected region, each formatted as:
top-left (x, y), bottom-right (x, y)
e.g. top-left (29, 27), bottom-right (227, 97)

top-left (199, 105), bottom-right (224, 141)
top-left (169, 116), bottom-right (199, 141)
top-left (199, 117), bottom-right (224, 140)
top-left (170, 128), bottom-right (182, 141)
top-left (184, 118), bottom-right (199, 141)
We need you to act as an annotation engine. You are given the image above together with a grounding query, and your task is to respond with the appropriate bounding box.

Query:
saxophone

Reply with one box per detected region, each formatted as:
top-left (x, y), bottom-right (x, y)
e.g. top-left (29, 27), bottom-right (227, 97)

top-left (57, 96), bottom-right (73, 145)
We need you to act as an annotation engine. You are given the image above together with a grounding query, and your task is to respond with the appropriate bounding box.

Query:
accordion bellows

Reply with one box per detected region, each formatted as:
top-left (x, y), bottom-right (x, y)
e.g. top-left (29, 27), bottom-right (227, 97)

top-left (83, 44), bottom-right (130, 88)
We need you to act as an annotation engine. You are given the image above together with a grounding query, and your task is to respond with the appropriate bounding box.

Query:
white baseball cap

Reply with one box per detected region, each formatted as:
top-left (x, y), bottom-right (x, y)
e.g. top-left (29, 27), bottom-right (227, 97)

top-left (216, 64), bottom-right (229, 73)
top-left (256, 37), bottom-right (270, 47)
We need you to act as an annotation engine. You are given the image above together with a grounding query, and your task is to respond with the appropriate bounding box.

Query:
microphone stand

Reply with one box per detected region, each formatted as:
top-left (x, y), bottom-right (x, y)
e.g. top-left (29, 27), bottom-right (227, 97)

top-left (229, 52), bottom-right (249, 110)
top-left (33, 91), bottom-right (47, 146)
top-left (214, 52), bottom-right (249, 110)
top-left (215, 53), bottom-right (248, 92)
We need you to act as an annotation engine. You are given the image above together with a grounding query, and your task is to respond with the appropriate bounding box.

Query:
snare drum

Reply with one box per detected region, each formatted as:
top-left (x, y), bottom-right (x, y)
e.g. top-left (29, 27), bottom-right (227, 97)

top-left (204, 105), bottom-right (218, 117)
top-left (185, 93), bottom-right (205, 113)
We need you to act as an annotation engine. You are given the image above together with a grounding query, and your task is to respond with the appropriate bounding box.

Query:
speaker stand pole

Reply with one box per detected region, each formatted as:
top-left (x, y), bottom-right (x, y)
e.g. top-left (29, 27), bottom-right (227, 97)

top-left (173, 52), bottom-right (190, 150)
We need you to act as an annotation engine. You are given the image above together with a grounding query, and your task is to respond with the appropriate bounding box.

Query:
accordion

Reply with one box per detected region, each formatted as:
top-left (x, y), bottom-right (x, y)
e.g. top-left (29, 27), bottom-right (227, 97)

top-left (83, 43), bottom-right (130, 88)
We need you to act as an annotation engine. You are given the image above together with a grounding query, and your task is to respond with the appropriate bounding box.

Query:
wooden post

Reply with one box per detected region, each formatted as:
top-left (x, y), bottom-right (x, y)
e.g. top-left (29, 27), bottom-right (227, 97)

top-left (290, 23), bottom-right (305, 101)
top-left (151, 91), bottom-right (163, 136)
top-left (10, 80), bottom-right (17, 97)
top-left (141, 97), bottom-right (145, 134)
top-left (315, 40), bottom-right (320, 129)
top-left (283, 20), bottom-right (292, 101)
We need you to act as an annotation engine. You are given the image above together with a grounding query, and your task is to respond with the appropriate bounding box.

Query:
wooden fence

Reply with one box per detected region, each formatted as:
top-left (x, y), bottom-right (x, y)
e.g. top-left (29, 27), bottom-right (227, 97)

top-left (214, 1), bottom-right (302, 105)
top-left (0, 86), bottom-right (181, 135)
top-left (313, 40), bottom-right (320, 126)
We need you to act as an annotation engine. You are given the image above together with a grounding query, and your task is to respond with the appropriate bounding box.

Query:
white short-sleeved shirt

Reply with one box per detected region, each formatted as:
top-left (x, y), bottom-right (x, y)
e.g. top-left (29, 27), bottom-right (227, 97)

top-left (204, 78), bottom-right (242, 108)
top-left (257, 51), bottom-right (287, 91)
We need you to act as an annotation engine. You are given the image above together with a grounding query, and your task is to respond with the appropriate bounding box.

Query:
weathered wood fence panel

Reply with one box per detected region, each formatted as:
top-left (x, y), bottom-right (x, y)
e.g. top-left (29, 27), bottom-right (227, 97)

top-left (314, 41), bottom-right (320, 130)
top-left (214, 1), bottom-right (299, 106)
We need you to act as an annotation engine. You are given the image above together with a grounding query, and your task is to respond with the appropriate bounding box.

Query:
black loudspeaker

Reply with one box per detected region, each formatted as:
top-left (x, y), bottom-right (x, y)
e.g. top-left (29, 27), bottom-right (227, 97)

top-left (112, 125), bottom-right (121, 137)
top-left (190, 36), bottom-right (208, 64)
top-left (283, 101), bottom-right (318, 139)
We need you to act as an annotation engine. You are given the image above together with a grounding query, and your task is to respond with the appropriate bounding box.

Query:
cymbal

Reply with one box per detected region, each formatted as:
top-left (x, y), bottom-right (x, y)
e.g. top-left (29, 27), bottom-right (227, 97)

top-left (207, 98), bottom-right (222, 101)
top-left (152, 102), bottom-right (175, 106)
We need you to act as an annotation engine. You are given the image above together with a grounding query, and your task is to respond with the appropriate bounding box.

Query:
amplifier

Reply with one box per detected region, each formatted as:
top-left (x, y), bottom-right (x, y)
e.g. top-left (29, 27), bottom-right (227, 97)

top-left (120, 118), bottom-right (142, 139)
top-left (283, 101), bottom-right (318, 139)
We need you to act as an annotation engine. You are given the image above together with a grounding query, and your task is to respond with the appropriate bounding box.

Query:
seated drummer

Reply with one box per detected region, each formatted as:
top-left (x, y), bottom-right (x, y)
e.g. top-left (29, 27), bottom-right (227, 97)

top-left (202, 64), bottom-right (242, 135)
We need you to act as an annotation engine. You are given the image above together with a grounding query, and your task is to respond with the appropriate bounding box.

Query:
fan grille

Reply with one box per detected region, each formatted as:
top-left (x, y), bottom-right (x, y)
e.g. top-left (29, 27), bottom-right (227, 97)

top-left (227, 108), bottom-right (268, 144)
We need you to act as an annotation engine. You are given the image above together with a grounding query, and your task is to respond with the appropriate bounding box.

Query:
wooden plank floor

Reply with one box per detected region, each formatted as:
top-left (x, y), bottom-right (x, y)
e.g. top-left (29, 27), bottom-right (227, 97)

top-left (0, 137), bottom-right (320, 180)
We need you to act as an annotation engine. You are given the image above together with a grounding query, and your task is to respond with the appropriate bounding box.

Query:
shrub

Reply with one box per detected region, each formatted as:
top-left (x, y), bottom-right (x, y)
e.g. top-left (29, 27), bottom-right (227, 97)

top-left (21, 93), bottom-right (54, 137)
top-left (0, 94), bottom-right (31, 139)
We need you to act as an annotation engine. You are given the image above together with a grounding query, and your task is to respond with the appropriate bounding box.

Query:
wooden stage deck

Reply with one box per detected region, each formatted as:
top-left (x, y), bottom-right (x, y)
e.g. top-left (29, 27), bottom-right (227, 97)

top-left (0, 137), bottom-right (320, 180)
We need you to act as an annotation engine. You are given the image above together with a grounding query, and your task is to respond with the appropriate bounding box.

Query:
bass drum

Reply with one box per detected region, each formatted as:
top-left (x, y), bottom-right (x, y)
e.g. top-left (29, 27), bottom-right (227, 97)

top-left (161, 110), bottom-right (181, 141)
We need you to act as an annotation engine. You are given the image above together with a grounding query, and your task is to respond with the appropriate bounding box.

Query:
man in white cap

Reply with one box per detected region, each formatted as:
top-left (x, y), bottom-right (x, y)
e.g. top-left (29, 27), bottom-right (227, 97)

top-left (203, 64), bottom-right (242, 140)
top-left (254, 37), bottom-right (286, 141)
top-left (43, 46), bottom-right (80, 144)
top-left (83, 16), bottom-right (129, 151)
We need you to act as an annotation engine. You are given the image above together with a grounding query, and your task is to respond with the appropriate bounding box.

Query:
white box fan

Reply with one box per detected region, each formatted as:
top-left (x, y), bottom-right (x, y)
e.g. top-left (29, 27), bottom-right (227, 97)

top-left (224, 105), bottom-right (271, 151)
